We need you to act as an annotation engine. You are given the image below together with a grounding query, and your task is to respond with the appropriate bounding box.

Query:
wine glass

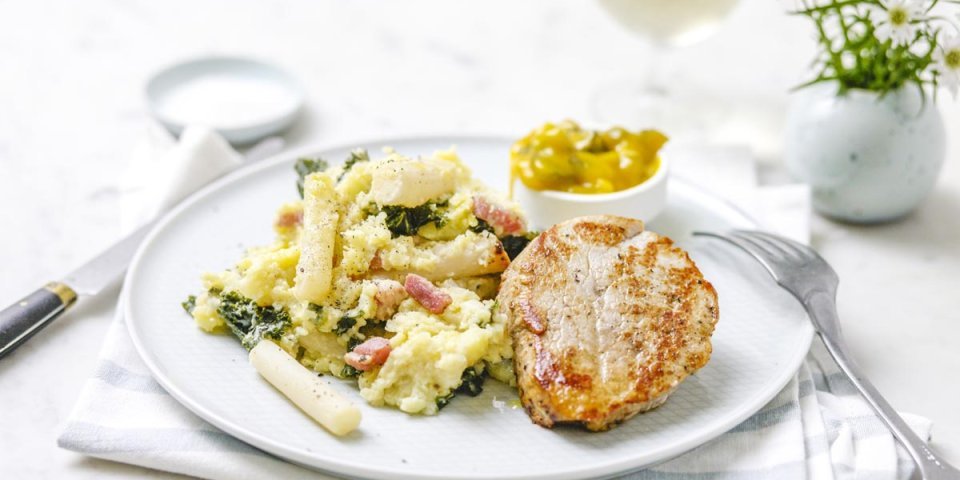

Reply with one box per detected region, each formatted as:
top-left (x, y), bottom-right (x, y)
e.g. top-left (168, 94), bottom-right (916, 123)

top-left (591, 0), bottom-right (741, 132)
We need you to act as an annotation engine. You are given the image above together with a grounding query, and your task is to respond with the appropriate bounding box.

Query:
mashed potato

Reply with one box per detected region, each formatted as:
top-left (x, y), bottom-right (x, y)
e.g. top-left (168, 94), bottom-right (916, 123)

top-left (187, 148), bottom-right (529, 414)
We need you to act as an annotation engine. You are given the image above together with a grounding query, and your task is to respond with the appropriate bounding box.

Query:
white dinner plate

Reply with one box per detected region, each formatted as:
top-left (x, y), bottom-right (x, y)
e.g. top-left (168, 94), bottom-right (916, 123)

top-left (126, 136), bottom-right (814, 480)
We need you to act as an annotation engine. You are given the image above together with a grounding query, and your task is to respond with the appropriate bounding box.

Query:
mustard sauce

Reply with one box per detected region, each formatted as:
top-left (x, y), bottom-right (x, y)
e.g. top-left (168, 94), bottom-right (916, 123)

top-left (510, 120), bottom-right (667, 195)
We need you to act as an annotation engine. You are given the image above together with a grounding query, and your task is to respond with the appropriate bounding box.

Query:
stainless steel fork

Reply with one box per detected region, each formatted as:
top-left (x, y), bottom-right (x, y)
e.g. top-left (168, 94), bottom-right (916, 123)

top-left (695, 229), bottom-right (960, 480)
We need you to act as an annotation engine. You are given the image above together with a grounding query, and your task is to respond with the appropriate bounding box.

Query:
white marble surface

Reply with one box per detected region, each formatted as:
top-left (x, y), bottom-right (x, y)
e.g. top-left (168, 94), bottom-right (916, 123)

top-left (1, 1), bottom-right (958, 478)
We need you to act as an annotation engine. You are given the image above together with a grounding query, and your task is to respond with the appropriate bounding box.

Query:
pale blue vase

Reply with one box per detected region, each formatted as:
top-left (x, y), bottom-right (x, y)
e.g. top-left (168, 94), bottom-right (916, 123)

top-left (784, 85), bottom-right (946, 223)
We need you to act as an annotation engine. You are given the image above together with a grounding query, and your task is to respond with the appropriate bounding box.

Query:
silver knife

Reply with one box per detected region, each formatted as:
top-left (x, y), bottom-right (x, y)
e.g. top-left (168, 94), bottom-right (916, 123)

top-left (0, 136), bottom-right (285, 359)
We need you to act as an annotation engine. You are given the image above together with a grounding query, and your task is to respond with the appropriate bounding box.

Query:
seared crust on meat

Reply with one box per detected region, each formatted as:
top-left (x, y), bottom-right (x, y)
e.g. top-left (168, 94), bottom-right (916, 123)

top-left (497, 215), bottom-right (718, 431)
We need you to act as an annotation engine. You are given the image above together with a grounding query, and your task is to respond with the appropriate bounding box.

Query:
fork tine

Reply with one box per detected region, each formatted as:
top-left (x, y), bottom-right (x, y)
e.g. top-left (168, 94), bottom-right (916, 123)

top-left (732, 230), bottom-right (796, 259)
top-left (742, 230), bottom-right (811, 259)
top-left (728, 231), bottom-right (784, 259)
top-left (692, 231), bottom-right (780, 280)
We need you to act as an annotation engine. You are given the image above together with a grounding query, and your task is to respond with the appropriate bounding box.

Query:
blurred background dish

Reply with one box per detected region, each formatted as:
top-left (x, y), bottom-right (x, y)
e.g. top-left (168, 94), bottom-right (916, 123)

top-left (146, 56), bottom-right (304, 145)
top-left (597, 0), bottom-right (741, 47)
top-left (591, 0), bottom-right (741, 136)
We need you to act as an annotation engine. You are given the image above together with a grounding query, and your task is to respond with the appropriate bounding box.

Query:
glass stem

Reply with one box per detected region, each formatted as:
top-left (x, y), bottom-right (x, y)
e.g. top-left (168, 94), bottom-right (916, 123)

top-left (644, 43), bottom-right (674, 97)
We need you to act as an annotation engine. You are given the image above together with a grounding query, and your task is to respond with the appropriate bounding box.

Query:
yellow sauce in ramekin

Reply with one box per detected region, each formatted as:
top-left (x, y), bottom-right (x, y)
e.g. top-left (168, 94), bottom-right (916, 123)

top-left (510, 120), bottom-right (667, 196)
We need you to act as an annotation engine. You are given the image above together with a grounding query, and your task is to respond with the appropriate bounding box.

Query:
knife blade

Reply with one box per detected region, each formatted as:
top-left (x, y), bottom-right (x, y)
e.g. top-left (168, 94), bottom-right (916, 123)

top-left (0, 135), bottom-right (284, 360)
top-left (63, 221), bottom-right (156, 296)
top-left (0, 221), bottom-right (156, 359)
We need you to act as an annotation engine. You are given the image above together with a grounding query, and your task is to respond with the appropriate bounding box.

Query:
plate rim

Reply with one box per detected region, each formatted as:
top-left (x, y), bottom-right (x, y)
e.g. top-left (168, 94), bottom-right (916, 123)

top-left (125, 134), bottom-right (814, 480)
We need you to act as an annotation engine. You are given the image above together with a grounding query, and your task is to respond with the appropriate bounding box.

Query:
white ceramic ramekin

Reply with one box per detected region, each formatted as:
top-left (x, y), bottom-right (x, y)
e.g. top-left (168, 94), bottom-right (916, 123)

top-left (514, 156), bottom-right (669, 230)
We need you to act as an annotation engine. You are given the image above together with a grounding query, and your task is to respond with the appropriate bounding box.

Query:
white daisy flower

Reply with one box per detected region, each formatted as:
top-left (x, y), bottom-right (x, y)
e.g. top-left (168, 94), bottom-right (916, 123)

top-left (867, 0), bottom-right (926, 46)
top-left (934, 34), bottom-right (960, 97)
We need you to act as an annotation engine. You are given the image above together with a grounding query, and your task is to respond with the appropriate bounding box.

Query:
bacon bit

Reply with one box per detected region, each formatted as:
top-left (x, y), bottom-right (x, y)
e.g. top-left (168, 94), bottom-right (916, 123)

top-left (404, 274), bottom-right (452, 314)
top-left (519, 297), bottom-right (546, 334)
top-left (473, 196), bottom-right (525, 236)
top-left (372, 279), bottom-right (406, 320)
top-left (368, 251), bottom-right (383, 271)
top-left (344, 336), bottom-right (392, 371)
top-left (275, 209), bottom-right (303, 228)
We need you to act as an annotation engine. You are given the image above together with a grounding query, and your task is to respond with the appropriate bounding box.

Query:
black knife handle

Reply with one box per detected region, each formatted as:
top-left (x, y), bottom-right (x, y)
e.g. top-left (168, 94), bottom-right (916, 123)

top-left (0, 282), bottom-right (77, 359)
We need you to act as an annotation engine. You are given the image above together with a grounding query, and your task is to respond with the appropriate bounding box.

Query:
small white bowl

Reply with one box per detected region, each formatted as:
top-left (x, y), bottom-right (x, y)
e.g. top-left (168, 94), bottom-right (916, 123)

top-left (146, 56), bottom-right (304, 145)
top-left (515, 156), bottom-right (669, 229)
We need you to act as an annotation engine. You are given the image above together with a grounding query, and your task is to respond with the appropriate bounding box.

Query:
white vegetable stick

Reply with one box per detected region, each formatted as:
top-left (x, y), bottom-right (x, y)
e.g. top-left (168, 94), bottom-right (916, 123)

top-left (381, 231), bottom-right (510, 280)
top-left (370, 157), bottom-right (457, 207)
top-left (294, 172), bottom-right (338, 303)
top-left (249, 340), bottom-right (361, 436)
top-left (427, 231), bottom-right (510, 278)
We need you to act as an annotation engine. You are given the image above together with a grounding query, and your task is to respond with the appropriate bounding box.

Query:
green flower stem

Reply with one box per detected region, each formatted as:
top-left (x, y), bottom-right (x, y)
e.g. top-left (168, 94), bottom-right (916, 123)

top-left (793, 0), bottom-right (866, 15)
top-left (791, 0), bottom-right (953, 98)
top-left (815, 15), bottom-right (845, 75)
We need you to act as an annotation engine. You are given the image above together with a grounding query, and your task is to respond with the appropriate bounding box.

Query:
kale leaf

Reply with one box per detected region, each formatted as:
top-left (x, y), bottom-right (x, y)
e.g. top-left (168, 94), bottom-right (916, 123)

top-left (341, 364), bottom-right (361, 378)
top-left (217, 291), bottom-right (291, 350)
top-left (435, 391), bottom-right (455, 410)
top-left (181, 295), bottom-right (197, 314)
top-left (472, 218), bottom-right (537, 260)
top-left (470, 218), bottom-right (495, 234)
top-left (435, 366), bottom-right (487, 410)
top-left (457, 366), bottom-right (486, 397)
top-left (337, 149), bottom-right (369, 182)
top-left (335, 315), bottom-right (358, 336)
top-left (500, 232), bottom-right (539, 261)
top-left (378, 200), bottom-right (448, 237)
top-left (346, 336), bottom-right (364, 351)
top-left (307, 303), bottom-right (323, 324)
top-left (294, 157), bottom-right (329, 198)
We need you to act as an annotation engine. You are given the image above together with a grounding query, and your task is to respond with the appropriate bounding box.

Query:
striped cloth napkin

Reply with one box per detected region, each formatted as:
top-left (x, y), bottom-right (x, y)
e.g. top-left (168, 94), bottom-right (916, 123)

top-left (58, 133), bottom-right (932, 480)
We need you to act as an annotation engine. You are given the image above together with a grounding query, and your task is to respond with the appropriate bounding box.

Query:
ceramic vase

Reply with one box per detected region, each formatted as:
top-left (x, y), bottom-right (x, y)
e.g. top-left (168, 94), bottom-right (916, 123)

top-left (784, 84), bottom-right (946, 223)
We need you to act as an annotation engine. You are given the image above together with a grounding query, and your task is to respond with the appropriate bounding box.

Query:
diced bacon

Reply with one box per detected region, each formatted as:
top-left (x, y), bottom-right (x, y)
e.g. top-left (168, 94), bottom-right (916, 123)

top-left (344, 336), bottom-right (392, 371)
top-left (372, 279), bottom-right (406, 320)
top-left (368, 251), bottom-right (383, 271)
top-left (275, 209), bottom-right (303, 228)
top-left (473, 196), bottom-right (525, 236)
top-left (404, 273), bottom-right (452, 314)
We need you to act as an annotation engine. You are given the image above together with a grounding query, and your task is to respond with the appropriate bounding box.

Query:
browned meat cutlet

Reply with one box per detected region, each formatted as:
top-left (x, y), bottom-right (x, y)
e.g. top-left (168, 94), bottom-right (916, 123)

top-left (497, 215), bottom-right (718, 431)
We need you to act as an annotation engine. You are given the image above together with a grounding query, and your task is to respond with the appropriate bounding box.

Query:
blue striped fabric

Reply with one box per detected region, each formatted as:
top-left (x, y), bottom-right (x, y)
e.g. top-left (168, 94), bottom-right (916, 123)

top-left (58, 309), bottom-right (932, 480)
